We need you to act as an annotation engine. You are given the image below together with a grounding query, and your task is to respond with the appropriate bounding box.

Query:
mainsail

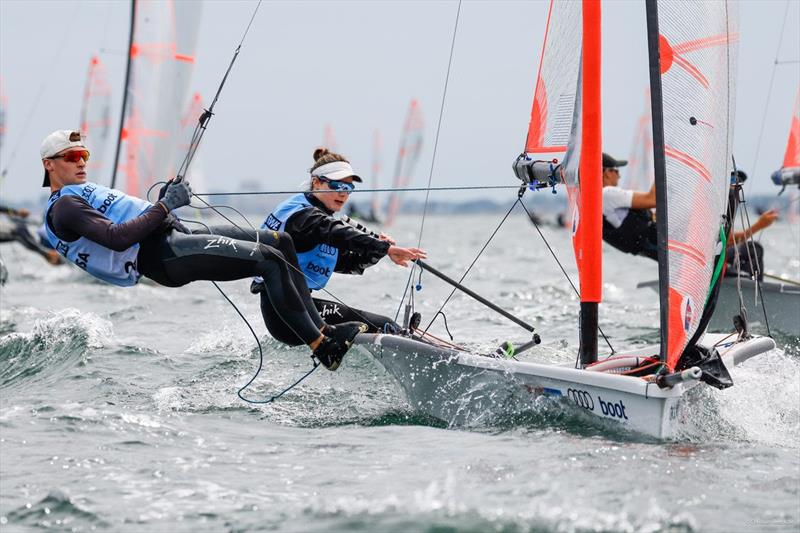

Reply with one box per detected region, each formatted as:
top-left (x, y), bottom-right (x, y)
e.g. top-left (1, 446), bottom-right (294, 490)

top-left (623, 90), bottom-right (654, 191)
top-left (115, 0), bottom-right (202, 198)
top-left (79, 56), bottom-right (113, 178)
top-left (647, 0), bottom-right (739, 370)
top-left (385, 99), bottom-right (424, 226)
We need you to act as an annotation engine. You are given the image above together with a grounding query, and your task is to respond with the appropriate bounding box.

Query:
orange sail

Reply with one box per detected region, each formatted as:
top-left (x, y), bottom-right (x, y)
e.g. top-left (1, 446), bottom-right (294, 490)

top-left (385, 99), bottom-right (424, 226)
top-left (782, 89), bottom-right (799, 169)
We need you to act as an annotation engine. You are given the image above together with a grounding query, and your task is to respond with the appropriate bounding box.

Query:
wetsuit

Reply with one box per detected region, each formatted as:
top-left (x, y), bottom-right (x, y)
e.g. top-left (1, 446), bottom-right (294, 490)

top-left (725, 241), bottom-right (764, 281)
top-left (45, 184), bottom-right (325, 345)
top-left (256, 192), bottom-right (399, 335)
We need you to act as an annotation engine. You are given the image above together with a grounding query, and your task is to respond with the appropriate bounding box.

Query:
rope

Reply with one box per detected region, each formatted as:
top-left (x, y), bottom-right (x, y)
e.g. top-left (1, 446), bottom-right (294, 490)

top-left (518, 201), bottom-right (615, 354)
top-left (192, 184), bottom-right (522, 197)
top-left (423, 198), bottom-right (520, 331)
top-left (747, 0), bottom-right (792, 197)
top-left (396, 0), bottom-right (462, 322)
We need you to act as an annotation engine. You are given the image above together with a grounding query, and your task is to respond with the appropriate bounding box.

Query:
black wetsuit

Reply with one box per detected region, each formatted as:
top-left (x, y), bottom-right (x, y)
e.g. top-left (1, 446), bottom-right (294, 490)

top-left (602, 209), bottom-right (658, 260)
top-left (47, 196), bottom-right (325, 344)
top-left (257, 193), bottom-right (399, 338)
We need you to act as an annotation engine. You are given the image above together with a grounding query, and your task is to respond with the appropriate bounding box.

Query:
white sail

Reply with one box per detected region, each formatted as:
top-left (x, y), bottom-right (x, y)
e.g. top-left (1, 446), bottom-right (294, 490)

top-left (654, 1), bottom-right (739, 369)
top-left (119, 0), bottom-right (203, 197)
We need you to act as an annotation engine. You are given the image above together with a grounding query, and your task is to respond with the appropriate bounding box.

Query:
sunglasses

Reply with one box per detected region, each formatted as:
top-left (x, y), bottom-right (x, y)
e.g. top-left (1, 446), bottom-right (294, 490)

top-left (316, 176), bottom-right (355, 193)
top-left (604, 167), bottom-right (619, 174)
top-left (50, 150), bottom-right (90, 163)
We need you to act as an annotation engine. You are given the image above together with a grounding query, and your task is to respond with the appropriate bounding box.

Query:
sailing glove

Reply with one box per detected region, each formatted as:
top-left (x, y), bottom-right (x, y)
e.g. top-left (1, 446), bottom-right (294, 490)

top-left (161, 179), bottom-right (192, 211)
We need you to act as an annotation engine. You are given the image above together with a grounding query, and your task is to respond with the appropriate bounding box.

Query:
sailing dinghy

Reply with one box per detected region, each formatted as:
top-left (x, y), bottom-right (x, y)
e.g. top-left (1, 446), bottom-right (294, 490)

top-left (352, 0), bottom-right (775, 438)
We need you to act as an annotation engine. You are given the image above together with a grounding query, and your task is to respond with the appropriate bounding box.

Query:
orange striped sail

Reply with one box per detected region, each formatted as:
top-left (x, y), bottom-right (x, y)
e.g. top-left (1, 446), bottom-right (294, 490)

top-left (385, 99), bottom-right (424, 226)
top-left (650, 1), bottom-right (739, 371)
top-left (119, 0), bottom-right (202, 197)
top-left (79, 56), bottom-right (113, 178)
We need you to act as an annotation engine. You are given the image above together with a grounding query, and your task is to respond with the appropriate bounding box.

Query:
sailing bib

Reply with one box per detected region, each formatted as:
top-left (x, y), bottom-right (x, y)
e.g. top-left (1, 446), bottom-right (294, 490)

top-left (260, 193), bottom-right (338, 290)
top-left (44, 182), bottom-right (154, 287)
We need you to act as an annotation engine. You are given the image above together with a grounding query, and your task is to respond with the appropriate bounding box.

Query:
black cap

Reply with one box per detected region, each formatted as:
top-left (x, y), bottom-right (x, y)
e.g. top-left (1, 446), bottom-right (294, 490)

top-left (602, 152), bottom-right (628, 169)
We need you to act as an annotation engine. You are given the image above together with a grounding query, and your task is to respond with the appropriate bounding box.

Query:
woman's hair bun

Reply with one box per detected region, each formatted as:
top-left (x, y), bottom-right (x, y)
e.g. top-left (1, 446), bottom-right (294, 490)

top-left (313, 147), bottom-right (330, 162)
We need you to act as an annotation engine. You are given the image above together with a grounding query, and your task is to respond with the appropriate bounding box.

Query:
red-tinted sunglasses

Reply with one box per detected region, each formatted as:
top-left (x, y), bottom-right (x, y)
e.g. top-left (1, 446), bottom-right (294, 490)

top-left (50, 150), bottom-right (90, 163)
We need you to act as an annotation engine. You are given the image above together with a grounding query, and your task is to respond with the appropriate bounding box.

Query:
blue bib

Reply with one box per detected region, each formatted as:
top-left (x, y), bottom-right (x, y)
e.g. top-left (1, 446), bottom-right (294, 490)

top-left (44, 182), bottom-right (154, 287)
top-left (261, 194), bottom-right (338, 290)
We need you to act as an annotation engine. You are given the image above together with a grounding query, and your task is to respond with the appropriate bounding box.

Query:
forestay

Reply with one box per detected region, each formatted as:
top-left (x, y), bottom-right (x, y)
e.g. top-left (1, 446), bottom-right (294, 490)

top-left (651, 1), bottom-right (739, 370)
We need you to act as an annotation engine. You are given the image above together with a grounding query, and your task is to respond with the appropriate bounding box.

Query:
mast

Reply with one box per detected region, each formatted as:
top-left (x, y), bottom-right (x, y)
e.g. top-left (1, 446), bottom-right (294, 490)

top-left (577, 0), bottom-right (602, 367)
top-left (644, 0), bottom-right (670, 365)
top-left (110, 0), bottom-right (136, 190)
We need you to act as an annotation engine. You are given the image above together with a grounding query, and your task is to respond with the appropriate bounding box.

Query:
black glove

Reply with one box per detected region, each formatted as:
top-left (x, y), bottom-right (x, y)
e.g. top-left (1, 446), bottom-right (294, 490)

top-left (160, 179), bottom-right (192, 211)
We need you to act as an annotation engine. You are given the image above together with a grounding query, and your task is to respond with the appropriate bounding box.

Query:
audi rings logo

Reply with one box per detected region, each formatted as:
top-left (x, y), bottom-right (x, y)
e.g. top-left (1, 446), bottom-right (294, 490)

top-left (567, 388), bottom-right (594, 411)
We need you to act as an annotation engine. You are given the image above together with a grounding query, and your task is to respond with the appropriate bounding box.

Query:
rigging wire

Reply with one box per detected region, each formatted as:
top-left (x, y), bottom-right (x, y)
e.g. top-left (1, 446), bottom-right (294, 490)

top-left (518, 201), bottom-right (615, 354)
top-left (396, 0), bottom-right (462, 324)
top-left (747, 0), bottom-right (792, 197)
top-left (192, 184), bottom-right (522, 197)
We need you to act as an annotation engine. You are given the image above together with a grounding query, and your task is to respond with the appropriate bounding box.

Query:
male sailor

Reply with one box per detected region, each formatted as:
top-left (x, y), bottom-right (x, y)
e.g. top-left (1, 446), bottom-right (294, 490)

top-left (41, 129), bottom-right (365, 370)
top-left (601, 154), bottom-right (778, 279)
top-left (601, 152), bottom-right (658, 259)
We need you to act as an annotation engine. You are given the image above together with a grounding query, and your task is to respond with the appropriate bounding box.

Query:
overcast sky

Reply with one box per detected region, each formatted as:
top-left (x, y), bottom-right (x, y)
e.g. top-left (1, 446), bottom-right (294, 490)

top-left (1, 0), bottom-right (798, 208)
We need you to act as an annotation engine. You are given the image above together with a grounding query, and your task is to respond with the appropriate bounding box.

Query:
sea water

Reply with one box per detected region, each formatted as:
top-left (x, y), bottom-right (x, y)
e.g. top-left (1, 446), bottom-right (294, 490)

top-left (1, 212), bottom-right (798, 532)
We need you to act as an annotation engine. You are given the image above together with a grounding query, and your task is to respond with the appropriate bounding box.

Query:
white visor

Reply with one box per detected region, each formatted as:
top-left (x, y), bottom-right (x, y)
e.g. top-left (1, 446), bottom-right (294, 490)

top-left (311, 161), bottom-right (362, 182)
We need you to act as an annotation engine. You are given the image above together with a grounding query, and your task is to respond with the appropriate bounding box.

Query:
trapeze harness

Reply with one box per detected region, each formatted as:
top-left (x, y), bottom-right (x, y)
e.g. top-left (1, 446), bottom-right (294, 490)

top-left (44, 182), bottom-right (152, 286)
top-left (602, 209), bottom-right (658, 260)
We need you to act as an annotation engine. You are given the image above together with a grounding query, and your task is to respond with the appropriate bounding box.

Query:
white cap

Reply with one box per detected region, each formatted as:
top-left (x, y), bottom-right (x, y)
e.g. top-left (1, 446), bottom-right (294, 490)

top-left (310, 161), bottom-right (362, 182)
top-left (41, 130), bottom-right (88, 186)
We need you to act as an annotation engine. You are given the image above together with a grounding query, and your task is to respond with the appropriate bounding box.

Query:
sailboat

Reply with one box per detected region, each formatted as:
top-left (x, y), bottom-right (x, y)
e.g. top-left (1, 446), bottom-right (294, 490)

top-left (352, 0), bottom-right (775, 438)
top-left (384, 99), bottom-right (425, 227)
top-left (79, 56), bottom-right (113, 179)
top-left (110, 0), bottom-right (203, 197)
top-left (622, 90), bottom-right (654, 191)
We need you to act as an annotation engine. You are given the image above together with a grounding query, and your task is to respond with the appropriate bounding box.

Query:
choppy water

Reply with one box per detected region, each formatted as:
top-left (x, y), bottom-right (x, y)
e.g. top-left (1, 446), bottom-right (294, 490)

top-left (1, 212), bottom-right (798, 532)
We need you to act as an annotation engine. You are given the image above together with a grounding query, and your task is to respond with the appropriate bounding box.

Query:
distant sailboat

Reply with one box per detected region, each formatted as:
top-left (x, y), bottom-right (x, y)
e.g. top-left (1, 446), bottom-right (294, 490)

top-left (354, 0), bottom-right (775, 438)
top-left (79, 56), bottom-right (113, 179)
top-left (384, 99), bottom-right (424, 226)
top-left (622, 89), bottom-right (654, 191)
top-left (772, 88), bottom-right (800, 193)
top-left (111, 0), bottom-right (203, 197)
top-left (323, 123), bottom-right (338, 152)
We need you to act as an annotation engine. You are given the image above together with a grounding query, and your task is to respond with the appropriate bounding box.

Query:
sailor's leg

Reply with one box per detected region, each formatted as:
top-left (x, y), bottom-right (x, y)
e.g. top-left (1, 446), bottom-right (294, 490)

top-left (10, 220), bottom-right (52, 260)
top-left (195, 225), bottom-right (324, 327)
top-left (312, 297), bottom-right (400, 334)
top-left (159, 231), bottom-right (323, 344)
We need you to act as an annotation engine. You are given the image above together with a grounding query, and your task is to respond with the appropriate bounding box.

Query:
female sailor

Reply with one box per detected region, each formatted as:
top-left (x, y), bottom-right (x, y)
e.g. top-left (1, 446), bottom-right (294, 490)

top-left (251, 148), bottom-right (426, 336)
top-left (40, 129), bottom-right (362, 371)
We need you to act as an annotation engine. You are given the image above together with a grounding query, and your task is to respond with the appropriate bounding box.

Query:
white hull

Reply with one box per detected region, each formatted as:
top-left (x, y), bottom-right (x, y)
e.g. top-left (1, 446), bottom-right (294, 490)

top-left (354, 333), bottom-right (775, 439)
